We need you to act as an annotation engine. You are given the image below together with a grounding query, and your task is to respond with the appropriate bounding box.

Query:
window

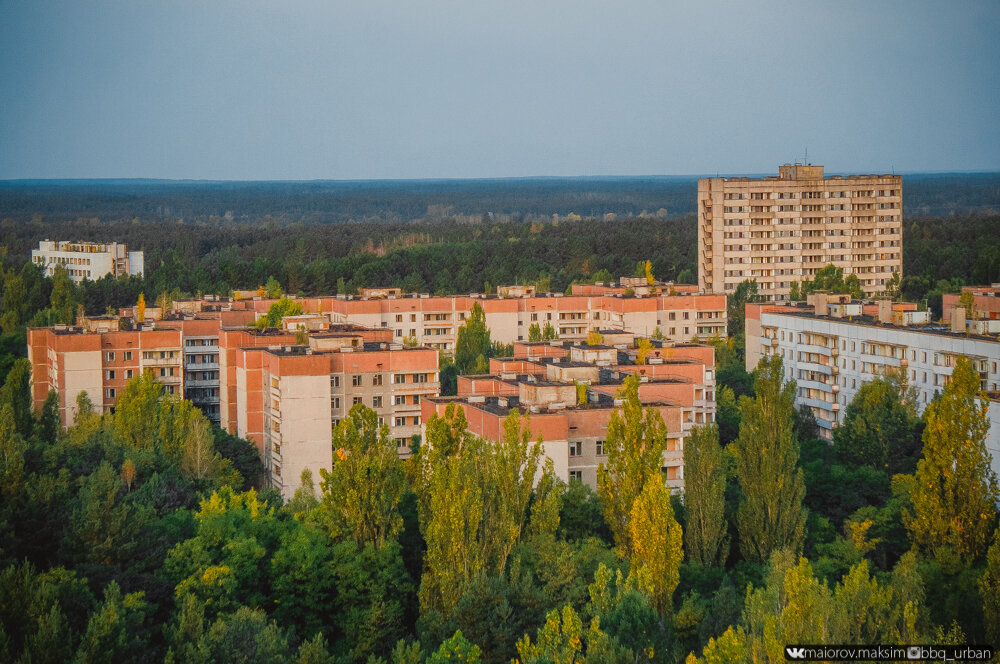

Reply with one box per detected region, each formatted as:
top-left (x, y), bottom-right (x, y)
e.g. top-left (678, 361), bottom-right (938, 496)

top-left (106, 388), bottom-right (116, 398)
top-left (410, 314), bottom-right (416, 322)
top-left (352, 375), bottom-right (362, 386)
top-left (160, 368), bottom-right (166, 377)
top-left (413, 373), bottom-right (428, 383)
top-left (126, 369), bottom-right (133, 379)
top-left (332, 397), bottom-right (341, 409)
top-left (413, 416), bottom-right (420, 426)
top-left (395, 329), bottom-right (402, 337)
top-left (569, 441), bottom-right (582, 456)
top-left (569, 470), bottom-right (583, 482)
top-left (332, 375), bottom-right (341, 387)
top-left (596, 440), bottom-right (606, 456)
top-left (124, 351), bottom-right (132, 361)
top-left (395, 395), bottom-right (405, 405)
top-left (412, 395), bottom-right (420, 405)
top-left (395, 438), bottom-right (408, 448)
top-left (394, 374), bottom-right (406, 384)
top-left (106, 370), bottom-right (115, 380)
top-left (395, 417), bottom-right (405, 427)
top-left (395, 314), bottom-right (403, 322)
top-left (106, 351), bottom-right (115, 361)
top-left (352, 396), bottom-right (363, 405)
top-left (373, 396), bottom-right (383, 408)
top-left (373, 374), bottom-right (383, 386)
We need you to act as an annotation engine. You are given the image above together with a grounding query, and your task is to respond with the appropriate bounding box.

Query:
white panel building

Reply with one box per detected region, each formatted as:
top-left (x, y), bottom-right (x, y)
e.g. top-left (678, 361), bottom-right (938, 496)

top-left (32, 240), bottom-right (144, 283)
top-left (745, 299), bottom-right (1000, 480)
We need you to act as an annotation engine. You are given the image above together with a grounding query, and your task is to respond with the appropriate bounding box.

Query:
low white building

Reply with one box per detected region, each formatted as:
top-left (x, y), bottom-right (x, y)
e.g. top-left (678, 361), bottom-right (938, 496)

top-left (745, 297), bottom-right (1000, 480)
top-left (32, 240), bottom-right (144, 282)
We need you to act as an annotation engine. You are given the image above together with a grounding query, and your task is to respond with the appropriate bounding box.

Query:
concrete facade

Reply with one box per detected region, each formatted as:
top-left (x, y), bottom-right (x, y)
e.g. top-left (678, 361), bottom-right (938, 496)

top-left (32, 240), bottom-right (144, 283)
top-left (745, 301), bottom-right (1000, 481)
top-left (698, 165), bottom-right (902, 300)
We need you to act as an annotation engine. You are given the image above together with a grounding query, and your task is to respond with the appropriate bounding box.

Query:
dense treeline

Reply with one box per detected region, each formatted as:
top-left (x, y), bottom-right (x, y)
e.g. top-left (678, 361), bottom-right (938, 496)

top-left (1, 216), bottom-right (698, 302)
top-left (1, 173), bottom-right (998, 224)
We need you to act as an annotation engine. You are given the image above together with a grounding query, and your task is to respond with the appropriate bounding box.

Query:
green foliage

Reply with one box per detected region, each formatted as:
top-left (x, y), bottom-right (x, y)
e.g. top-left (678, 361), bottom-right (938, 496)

top-left (264, 275), bottom-right (282, 298)
top-left (980, 527), bottom-right (1000, 643)
top-left (627, 476), bottom-right (683, 616)
top-left (726, 280), bottom-right (759, 338)
top-left (597, 375), bottom-right (668, 558)
top-left (253, 296), bottom-right (304, 329)
top-left (427, 630), bottom-right (482, 664)
top-left (74, 581), bottom-right (152, 664)
top-left (683, 424), bottom-right (729, 567)
top-left (833, 378), bottom-right (922, 474)
top-left (528, 323), bottom-right (542, 342)
top-left (318, 404), bottom-right (407, 547)
top-left (455, 302), bottom-right (491, 374)
top-left (799, 264), bottom-right (865, 299)
top-left (542, 322), bottom-right (558, 341)
top-left (734, 354), bottom-right (806, 562)
top-left (905, 357), bottom-right (998, 562)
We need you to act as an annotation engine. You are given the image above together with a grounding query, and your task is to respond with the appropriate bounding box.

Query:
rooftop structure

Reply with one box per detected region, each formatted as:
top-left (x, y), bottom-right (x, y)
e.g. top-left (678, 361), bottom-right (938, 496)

top-left (698, 165), bottom-right (902, 300)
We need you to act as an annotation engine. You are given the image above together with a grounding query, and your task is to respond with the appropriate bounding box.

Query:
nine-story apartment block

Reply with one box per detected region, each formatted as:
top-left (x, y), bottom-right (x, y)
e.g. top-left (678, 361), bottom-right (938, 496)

top-left (698, 164), bottom-right (902, 300)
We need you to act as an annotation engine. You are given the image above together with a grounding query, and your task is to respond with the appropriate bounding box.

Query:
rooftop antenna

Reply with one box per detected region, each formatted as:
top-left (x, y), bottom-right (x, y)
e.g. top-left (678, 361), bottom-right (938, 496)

top-left (804, 147), bottom-right (809, 166)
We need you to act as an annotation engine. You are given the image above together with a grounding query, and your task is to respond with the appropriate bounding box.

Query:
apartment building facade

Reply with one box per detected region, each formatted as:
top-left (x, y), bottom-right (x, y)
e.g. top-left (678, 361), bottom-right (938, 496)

top-left (745, 299), bottom-right (1000, 480)
top-left (28, 326), bottom-right (184, 425)
top-left (698, 165), bottom-right (902, 300)
top-left (943, 285), bottom-right (1000, 323)
top-left (32, 240), bottom-right (144, 283)
top-left (232, 341), bottom-right (439, 497)
top-left (232, 291), bottom-right (727, 351)
top-left (423, 339), bottom-right (717, 491)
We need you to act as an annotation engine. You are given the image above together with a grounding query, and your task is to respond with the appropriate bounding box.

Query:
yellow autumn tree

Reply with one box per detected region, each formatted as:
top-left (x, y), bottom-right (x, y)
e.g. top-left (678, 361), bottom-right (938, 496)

top-left (904, 356), bottom-right (998, 562)
top-left (135, 293), bottom-right (145, 322)
top-left (635, 338), bottom-right (653, 365)
top-left (627, 476), bottom-right (683, 616)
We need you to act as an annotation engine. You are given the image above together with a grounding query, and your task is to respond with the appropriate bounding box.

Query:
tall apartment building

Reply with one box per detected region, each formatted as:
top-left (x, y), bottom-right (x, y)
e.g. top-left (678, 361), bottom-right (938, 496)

top-left (744, 296), bottom-right (1000, 480)
top-left (231, 290), bottom-right (727, 351)
top-left (232, 338), bottom-right (438, 497)
top-left (423, 338), bottom-right (717, 491)
top-left (698, 165), bottom-right (902, 300)
top-left (32, 240), bottom-right (144, 283)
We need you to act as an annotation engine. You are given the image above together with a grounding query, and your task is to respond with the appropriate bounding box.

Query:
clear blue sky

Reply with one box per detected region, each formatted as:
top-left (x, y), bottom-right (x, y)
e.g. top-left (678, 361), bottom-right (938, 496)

top-left (1, 1), bottom-right (997, 180)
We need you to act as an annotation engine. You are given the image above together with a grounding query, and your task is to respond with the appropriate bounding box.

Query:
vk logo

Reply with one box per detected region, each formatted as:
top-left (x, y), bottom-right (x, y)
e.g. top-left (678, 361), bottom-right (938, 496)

top-left (786, 647), bottom-right (806, 659)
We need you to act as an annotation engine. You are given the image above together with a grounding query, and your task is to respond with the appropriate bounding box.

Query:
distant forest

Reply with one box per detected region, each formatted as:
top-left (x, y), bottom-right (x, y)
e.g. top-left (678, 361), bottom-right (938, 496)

top-left (1, 175), bottom-right (999, 317)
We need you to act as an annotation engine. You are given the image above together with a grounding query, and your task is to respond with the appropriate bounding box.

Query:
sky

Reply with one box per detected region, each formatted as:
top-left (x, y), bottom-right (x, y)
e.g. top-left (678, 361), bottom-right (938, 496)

top-left (1, 1), bottom-right (998, 180)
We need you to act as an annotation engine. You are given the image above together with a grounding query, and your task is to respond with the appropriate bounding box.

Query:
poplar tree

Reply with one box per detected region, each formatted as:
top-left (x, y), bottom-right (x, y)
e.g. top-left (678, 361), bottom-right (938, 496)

top-left (454, 302), bottom-right (491, 374)
top-left (627, 476), bottom-right (683, 616)
top-left (318, 404), bottom-right (406, 548)
top-left (597, 374), bottom-right (668, 557)
top-left (905, 356), bottom-right (998, 562)
top-left (734, 354), bottom-right (806, 562)
top-left (136, 293), bottom-right (146, 322)
top-left (980, 526), bottom-right (1000, 643)
top-left (683, 423), bottom-right (729, 567)
top-left (418, 407), bottom-right (544, 616)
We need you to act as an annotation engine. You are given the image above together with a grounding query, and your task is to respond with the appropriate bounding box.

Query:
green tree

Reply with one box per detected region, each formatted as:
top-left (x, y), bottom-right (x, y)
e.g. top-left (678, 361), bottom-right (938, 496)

top-left (683, 424), bottom-right (729, 567)
top-left (528, 323), bottom-right (542, 342)
top-left (73, 582), bottom-right (151, 664)
top-left (833, 378), bottom-right (921, 473)
top-left (418, 407), bottom-right (543, 616)
top-left (318, 404), bottom-right (406, 547)
top-left (454, 302), bottom-right (491, 374)
top-left (0, 402), bottom-right (26, 498)
top-left (49, 264), bottom-right (77, 325)
top-left (112, 371), bottom-right (164, 451)
top-left (70, 462), bottom-right (149, 566)
top-left (734, 354), bottom-right (806, 562)
top-left (1, 357), bottom-right (34, 437)
top-left (800, 264), bottom-right (864, 299)
top-left (38, 389), bottom-right (61, 445)
top-left (427, 630), bottom-right (481, 664)
top-left (597, 375), bottom-right (667, 557)
top-left (727, 279), bottom-right (759, 338)
top-left (905, 356), bottom-right (998, 562)
top-left (264, 275), bottom-right (283, 298)
top-left (980, 526), bottom-right (1000, 643)
top-left (253, 296), bottom-right (304, 329)
top-left (201, 606), bottom-right (289, 664)
top-left (627, 476), bottom-right (683, 616)
top-left (542, 322), bottom-right (558, 340)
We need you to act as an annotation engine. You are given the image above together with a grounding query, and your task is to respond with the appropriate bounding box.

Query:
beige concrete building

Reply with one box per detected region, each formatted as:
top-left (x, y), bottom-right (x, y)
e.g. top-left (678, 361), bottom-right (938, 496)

top-left (32, 240), bottom-right (144, 283)
top-left (698, 165), bottom-right (902, 300)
